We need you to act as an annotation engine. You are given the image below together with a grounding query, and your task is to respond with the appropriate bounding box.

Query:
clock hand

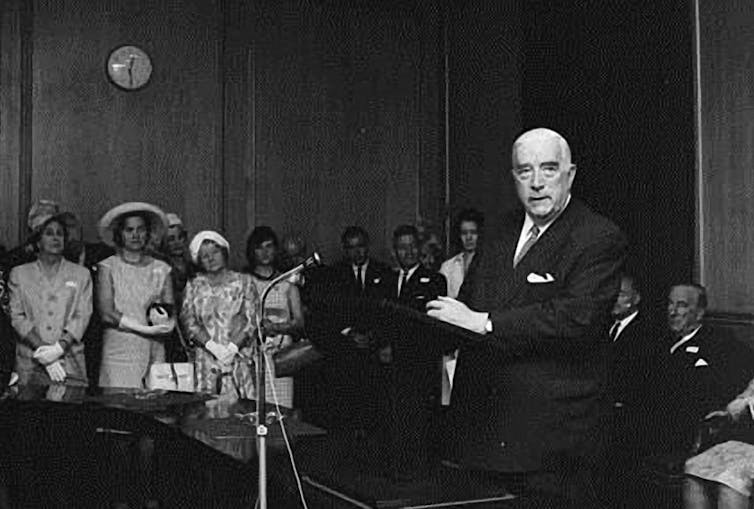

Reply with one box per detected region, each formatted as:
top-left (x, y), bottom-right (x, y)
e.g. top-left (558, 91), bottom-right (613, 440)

top-left (127, 55), bottom-right (136, 88)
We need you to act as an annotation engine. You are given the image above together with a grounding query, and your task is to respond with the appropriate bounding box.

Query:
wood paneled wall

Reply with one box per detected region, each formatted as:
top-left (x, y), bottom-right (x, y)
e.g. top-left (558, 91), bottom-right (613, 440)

top-left (0, 0), bottom-right (28, 248)
top-left (0, 0), bottom-right (446, 268)
top-left (244, 0), bottom-right (444, 265)
top-left (29, 0), bottom-right (224, 246)
top-left (699, 0), bottom-right (754, 314)
top-left (446, 0), bottom-right (522, 245)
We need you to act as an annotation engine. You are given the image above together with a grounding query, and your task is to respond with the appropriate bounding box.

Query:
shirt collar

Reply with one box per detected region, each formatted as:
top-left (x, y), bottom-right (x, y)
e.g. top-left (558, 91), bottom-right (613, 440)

top-left (612, 310), bottom-right (639, 341)
top-left (669, 325), bottom-right (703, 354)
top-left (352, 260), bottom-right (369, 273)
top-left (399, 264), bottom-right (420, 281)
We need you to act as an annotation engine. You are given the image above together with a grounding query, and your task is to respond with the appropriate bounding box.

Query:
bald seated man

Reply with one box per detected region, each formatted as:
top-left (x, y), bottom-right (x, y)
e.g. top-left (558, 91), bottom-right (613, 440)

top-left (428, 128), bottom-right (627, 508)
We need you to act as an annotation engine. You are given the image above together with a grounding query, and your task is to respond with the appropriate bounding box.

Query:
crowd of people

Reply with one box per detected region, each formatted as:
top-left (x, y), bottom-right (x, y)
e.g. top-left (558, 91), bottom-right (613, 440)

top-left (0, 127), bottom-right (752, 509)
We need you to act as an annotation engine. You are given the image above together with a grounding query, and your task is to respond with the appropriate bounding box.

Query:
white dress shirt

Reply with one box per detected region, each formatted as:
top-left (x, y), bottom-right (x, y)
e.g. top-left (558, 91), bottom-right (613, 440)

top-left (352, 260), bottom-right (369, 288)
top-left (397, 264), bottom-right (420, 296)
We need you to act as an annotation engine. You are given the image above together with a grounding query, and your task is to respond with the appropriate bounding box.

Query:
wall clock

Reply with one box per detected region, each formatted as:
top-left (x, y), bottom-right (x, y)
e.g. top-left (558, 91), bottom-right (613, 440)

top-left (106, 45), bottom-right (153, 91)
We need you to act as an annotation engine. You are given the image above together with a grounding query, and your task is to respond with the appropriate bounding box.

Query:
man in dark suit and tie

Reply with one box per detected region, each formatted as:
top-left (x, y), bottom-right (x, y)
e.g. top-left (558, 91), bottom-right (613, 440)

top-left (334, 226), bottom-right (391, 302)
top-left (384, 224), bottom-right (447, 312)
top-left (608, 274), bottom-right (657, 414)
top-left (428, 128), bottom-right (627, 508)
top-left (650, 284), bottom-right (754, 455)
top-left (314, 226), bottom-right (392, 431)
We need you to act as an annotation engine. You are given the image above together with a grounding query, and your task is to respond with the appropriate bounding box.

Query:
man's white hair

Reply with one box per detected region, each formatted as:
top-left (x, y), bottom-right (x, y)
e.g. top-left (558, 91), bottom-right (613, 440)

top-left (512, 128), bottom-right (572, 167)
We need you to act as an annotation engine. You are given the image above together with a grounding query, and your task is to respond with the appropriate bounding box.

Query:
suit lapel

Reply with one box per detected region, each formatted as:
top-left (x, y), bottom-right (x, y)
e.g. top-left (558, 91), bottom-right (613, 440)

top-left (507, 201), bottom-right (582, 300)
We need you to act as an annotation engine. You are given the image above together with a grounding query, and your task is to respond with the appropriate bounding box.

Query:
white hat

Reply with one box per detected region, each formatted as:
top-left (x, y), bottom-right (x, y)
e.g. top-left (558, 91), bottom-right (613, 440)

top-left (27, 199), bottom-right (60, 231)
top-left (98, 202), bottom-right (168, 248)
top-left (189, 230), bottom-right (230, 264)
top-left (166, 213), bottom-right (183, 228)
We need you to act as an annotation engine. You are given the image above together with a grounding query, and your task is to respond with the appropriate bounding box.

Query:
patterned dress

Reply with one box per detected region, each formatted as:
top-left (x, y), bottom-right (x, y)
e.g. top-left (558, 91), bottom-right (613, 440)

top-left (250, 273), bottom-right (295, 408)
top-left (8, 259), bottom-right (92, 386)
top-left (98, 255), bottom-right (171, 388)
top-left (686, 379), bottom-right (754, 496)
top-left (181, 271), bottom-right (258, 398)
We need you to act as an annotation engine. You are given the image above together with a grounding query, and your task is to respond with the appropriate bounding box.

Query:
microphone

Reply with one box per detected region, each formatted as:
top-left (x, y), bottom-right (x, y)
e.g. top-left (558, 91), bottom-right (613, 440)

top-left (298, 252), bottom-right (322, 271)
top-left (253, 250), bottom-right (321, 509)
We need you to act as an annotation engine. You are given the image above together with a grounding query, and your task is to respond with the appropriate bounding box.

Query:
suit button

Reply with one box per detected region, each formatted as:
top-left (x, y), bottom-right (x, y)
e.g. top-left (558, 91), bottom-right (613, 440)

top-left (500, 441), bottom-right (506, 448)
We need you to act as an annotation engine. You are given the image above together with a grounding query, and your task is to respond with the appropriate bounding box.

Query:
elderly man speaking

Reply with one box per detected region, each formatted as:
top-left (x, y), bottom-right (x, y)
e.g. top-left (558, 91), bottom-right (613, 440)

top-left (428, 128), bottom-right (627, 508)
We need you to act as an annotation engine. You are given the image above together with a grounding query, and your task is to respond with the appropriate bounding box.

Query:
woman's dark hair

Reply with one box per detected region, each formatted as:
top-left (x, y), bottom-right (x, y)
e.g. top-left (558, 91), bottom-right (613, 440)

top-left (30, 217), bottom-right (68, 250)
top-left (455, 208), bottom-right (484, 233)
top-left (112, 212), bottom-right (152, 248)
top-left (245, 226), bottom-right (279, 269)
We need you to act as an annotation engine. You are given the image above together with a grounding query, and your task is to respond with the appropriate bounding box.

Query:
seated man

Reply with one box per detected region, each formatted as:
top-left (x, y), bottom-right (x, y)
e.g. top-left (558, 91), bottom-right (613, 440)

top-left (650, 284), bottom-right (754, 455)
top-left (0, 305), bottom-right (13, 392)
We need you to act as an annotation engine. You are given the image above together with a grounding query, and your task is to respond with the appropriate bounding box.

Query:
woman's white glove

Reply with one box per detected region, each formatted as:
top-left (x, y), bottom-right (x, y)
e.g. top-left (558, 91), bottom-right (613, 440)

top-left (33, 342), bottom-right (64, 365)
top-left (45, 361), bottom-right (66, 383)
top-left (223, 343), bottom-right (239, 365)
top-left (205, 340), bottom-right (229, 361)
top-left (726, 398), bottom-right (751, 421)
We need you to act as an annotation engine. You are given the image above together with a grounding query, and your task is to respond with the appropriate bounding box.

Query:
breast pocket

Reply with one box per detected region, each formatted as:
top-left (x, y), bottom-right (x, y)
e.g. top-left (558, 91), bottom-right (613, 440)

top-left (525, 278), bottom-right (560, 302)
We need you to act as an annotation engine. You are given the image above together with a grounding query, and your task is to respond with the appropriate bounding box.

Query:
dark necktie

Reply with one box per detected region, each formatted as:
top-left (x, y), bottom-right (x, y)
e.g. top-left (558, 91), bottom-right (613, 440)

top-left (355, 265), bottom-right (363, 290)
top-left (513, 225), bottom-right (540, 267)
top-left (609, 321), bottom-right (621, 342)
top-left (398, 270), bottom-right (408, 297)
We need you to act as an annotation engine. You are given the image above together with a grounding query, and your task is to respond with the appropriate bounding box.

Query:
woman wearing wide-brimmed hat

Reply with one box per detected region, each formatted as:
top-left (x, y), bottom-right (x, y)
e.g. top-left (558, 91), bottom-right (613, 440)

top-left (8, 204), bottom-right (92, 386)
top-left (96, 202), bottom-right (175, 388)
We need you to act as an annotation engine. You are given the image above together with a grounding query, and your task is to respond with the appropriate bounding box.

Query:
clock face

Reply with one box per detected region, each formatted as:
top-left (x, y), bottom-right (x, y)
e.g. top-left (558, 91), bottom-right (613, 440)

top-left (106, 45), bottom-right (153, 91)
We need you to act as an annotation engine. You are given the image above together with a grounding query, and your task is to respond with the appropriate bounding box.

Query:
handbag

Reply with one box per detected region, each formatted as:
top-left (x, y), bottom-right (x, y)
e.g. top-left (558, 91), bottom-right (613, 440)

top-left (273, 338), bottom-right (323, 377)
top-left (146, 362), bottom-right (195, 392)
top-left (146, 316), bottom-right (195, 392)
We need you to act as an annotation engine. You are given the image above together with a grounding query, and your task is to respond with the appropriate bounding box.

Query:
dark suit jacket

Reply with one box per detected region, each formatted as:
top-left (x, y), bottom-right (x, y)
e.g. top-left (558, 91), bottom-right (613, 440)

top-left (650, 325), bottom-right (754, 453)
top-left (383, 265), bottom-right (447, 312)
top-left (0, 309), bottom-right (13, 390)
top-left (609, 313), bottom-right (659, 409)
top-left (331, 259), bottom-right (391, 301)
top-left (450, 199), bottom-right (627, 472)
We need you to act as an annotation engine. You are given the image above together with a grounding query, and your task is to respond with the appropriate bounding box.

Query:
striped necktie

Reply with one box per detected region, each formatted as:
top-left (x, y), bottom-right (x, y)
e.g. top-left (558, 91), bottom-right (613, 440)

top-left (513, 225), bottom-right (540, 267)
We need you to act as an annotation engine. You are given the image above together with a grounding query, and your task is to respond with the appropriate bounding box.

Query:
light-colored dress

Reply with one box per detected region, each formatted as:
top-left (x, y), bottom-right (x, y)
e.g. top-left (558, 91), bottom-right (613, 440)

top-left (439, 252), bottom-right (473, 405)
top-left (181, 271), bottom-right (257, 398)
top-left (98, 255), bottom-right (171, 388)
top-left (685, 380), bottom-right (754, 496)
top-left (9, 259), bottom-right (92, 386)
top-left (251, 274), bottom-right (295, 408)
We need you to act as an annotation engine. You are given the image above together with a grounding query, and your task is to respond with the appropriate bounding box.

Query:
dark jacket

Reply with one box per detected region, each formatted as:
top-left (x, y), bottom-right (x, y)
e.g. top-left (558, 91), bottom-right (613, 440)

top-left (450, 199), bottom-right (627, 472)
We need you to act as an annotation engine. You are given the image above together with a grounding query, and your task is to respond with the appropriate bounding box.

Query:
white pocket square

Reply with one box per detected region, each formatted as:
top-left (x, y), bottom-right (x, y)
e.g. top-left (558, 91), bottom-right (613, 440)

top-left (685, 346), bottom-right (699, 353)
top-left (420, 277), bottom-right (430, 283)
top-left (694, 358), bottom-right (709, 367)
top-left (527, 272), bottom-right (555, 284)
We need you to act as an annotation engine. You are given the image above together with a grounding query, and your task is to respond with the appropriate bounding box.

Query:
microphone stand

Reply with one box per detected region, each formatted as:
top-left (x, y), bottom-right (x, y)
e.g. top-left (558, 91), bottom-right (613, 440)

top-left (255, 253), bottom-right (320, 509)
